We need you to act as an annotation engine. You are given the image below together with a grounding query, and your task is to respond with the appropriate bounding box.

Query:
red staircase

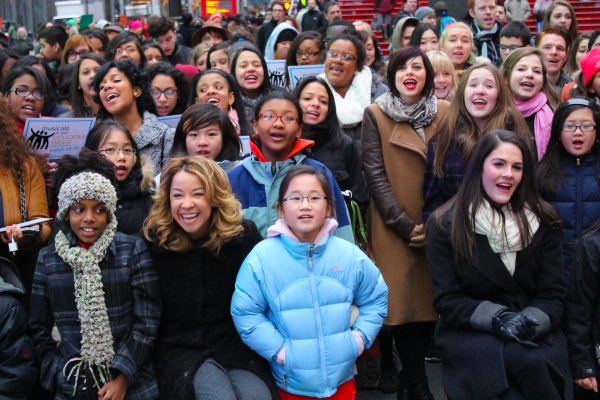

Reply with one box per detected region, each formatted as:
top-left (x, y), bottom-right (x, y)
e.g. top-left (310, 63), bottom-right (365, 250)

top-left (337, 0), bottom-right (600, 57)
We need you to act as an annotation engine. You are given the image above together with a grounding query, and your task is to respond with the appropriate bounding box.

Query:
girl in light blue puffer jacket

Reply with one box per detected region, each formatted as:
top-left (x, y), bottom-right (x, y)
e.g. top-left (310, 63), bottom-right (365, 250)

top-left (231, 165), bottom-right (388, 399)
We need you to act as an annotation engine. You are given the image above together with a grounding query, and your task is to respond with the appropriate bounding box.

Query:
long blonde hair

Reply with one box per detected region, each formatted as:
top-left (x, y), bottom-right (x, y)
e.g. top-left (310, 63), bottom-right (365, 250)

top-left (144, 156), bottom-right (244, 254)
top-left (501, 47), bottom-right (560, 111)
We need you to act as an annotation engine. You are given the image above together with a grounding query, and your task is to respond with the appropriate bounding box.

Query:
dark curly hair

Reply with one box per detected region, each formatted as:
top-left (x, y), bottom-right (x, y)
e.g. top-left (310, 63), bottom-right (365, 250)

top-left (285, 31), bottom-right (325, 87)
top-left (191, 69), bottom-right (253, 135)
top-left (104, 33), bottom-right (148, 68)
top-left (53, 148), bottom-right (118, 198)
top-left (146, 62), bottom-right (190, 115)
top-left (327, 32), bottom-right (367, 71)
top-left (57, 63), bottom-right (77, 107)
top-left (147, 16), bottom-right (176, 38)
top-left (92, 60), bottom-right (157, 119)
top-left (254, 91), bottom-right (304, 125)
top-left (0, 97), bottom-right (34, 181)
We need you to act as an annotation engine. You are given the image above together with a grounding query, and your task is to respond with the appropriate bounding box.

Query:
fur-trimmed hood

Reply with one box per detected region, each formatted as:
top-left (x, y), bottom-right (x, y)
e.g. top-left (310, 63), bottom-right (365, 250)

top-left (139, 154), bottom-right (156, 194)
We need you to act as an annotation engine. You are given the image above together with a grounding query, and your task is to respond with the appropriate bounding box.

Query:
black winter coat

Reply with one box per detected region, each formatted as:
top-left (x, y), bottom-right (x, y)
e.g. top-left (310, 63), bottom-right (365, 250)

top-left (540, 153), bottom-right (600, 284)
top-left (147, 219), bottom-right (278, 400)
top-left (301, 9), bottom-right (327, 32)
top-left (115, 158), bottom-right (155, 236)
top-left (426, 212), bottom-right (572, 400)
top-left (166, 43), bottom-right (193, 66)
top-left (567, 231), bottom-right (600, 382)
top-left (307, 135), bottom-right (369, 216)
top-left (0, 257), bottom-right (37, 399)
top-left (256, 20), bottom-right (278, 54)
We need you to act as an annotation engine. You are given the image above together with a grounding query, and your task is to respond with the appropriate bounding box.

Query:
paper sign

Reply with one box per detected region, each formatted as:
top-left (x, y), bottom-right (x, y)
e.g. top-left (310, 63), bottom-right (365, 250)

top-left (266, 60), bottom-right (287, 87)
top-left (288, 64), bottom-right (325, 89)
top-left (158, 115), bottom-right (182, 129)
top-left (23, 118), bottom-right (95, 160)
top-left (240, 136), bottom-right (251, 155)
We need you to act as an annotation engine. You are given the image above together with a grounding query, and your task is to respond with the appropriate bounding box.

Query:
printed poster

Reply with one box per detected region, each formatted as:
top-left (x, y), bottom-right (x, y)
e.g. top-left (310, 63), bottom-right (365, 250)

top-left (288, 64), bottom-right (325, 89)
top-left (158, 115), bottom-right (182, 129)
top-left (266, 60), bottom-right (287, 87)
top-left (23, 118), bottom-right (96, 160)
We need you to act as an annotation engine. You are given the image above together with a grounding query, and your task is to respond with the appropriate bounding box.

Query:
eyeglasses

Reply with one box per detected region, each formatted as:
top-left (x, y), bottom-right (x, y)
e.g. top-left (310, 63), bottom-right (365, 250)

top-left (283, 195), bottom-right (328, 204)
top-left (562, 123), bottom-right (596, 132)
top-left (150, 88), bottom-right (178, 99)
top-left (499, 44), bottom-right (525, 51)
top-left (99, 147), bottom-right (136, 156)
top-left (296, 51), bottom-right (320, 58)
top-left (67, 50), bottom-right (89, 60)
top-left (272, 8), bottom-right (285, 13)
top-left (11, 87), bottom-right (44, 100)
top-left (326, 50), bottom-right (357, 62)
top-left (258, 113), bottom-right (299, 124)
top-left (115, 46), bottom-right (138, 55)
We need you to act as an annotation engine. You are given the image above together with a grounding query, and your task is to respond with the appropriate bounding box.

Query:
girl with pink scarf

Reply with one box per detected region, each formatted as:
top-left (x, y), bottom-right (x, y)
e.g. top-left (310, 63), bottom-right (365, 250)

top-left (502, 47), bottom-right (560, 160)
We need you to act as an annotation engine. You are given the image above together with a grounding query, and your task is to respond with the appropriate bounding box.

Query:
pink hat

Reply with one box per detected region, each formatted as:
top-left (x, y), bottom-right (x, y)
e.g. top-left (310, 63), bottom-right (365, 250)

top-left (581, 47), bottom-right (600, 88)
top-left (130, 20), bottom-right (143, 30)
top-left (175, 64), bottom-right (200, 81)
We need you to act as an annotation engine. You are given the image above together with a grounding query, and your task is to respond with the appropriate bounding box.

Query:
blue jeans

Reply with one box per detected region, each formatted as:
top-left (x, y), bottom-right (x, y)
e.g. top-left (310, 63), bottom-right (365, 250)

top-left (193, 358), bottom-right (271, 400)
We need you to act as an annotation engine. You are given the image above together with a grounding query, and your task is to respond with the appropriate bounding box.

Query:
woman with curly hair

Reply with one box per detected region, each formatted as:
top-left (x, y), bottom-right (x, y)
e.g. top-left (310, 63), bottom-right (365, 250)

top-left (93, 61), bottom-right (174, 170)
top-left (143, 155), bottom-right (278, 400)
top-left (0, 96), bottom-right (50, 299)
top-left (146, 62), bottom-right (190, 117)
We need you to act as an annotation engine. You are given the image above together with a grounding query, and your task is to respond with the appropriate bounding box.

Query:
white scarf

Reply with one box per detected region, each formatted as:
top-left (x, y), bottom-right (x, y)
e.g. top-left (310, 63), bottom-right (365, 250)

top-left (319, 66), bottom-right (372, 128)
top-left (473, 200), bottom-right (540, 275)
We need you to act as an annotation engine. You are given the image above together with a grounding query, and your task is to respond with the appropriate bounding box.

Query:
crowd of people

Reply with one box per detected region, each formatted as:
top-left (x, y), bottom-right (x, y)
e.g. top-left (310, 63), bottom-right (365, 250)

top-left (1, 0), bottom-right (600, 399)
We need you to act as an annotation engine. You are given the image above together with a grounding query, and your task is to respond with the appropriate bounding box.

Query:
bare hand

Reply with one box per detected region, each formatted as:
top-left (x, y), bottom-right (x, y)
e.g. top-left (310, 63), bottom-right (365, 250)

top-left (98, 373), bottom-right (127, 400)
top-left (0, 225), bottom-right (23, 244)
top-left (408, 224), bottom-right (425, 248)
top-left (576, 377), bottom-right (598, 392)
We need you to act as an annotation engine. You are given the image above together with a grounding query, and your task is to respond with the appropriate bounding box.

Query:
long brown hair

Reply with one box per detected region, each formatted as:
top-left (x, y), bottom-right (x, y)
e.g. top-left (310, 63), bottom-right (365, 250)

top-left (501, 47), bottom-right (560, 111)
top-left (432, 130), bottom-right (561, 271)
top-left (541, 0), bottom-right (579, 43)
top-left (432, 63), bottom-right (530, 177)
top-left (0, 97), bottom-right (34, 181)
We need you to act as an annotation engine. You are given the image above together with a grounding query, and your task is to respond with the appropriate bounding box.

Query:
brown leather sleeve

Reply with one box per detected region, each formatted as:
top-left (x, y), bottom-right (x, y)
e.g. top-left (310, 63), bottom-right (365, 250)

top-left (19, 160), bottom-right (50, 250)
top-left (361, 106), bottom-right (415, 240)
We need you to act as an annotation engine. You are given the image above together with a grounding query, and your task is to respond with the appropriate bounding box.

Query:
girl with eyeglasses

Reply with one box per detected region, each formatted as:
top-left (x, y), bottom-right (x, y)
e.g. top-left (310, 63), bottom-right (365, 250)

top-left (232, 164), bottom-right (388, 400)
top-left (320, 32), bottom-right (388, 156)
top-left (60, 35), bottom-right (93, 67)
top-left (227, 92), bottom-right (354, 242)
top-left (537, 99), bottom-right (600, 285)
top-left (146, 63), bottom-right (189, 117)
top-left (105, 32), bottom-right (148, 68)
top-left (284, 32), bottom-right (325, 89)
top-left (93, 61), bottom-right (174, 170)
top-left (83, 120), bottom-right (155, 235)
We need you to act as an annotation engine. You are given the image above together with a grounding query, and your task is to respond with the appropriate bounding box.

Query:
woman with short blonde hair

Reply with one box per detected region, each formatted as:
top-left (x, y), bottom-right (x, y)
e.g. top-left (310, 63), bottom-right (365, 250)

top-left (427, 50), bottom-right (458, 101)
top-left (440, 22), bottom-right (476, 73)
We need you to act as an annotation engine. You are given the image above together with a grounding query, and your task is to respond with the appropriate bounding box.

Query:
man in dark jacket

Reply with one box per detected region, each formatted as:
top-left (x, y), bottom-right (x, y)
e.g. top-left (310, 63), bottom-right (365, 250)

top-left (467, 0), bottom-right (502, 66)
top-left (317, 1), bottom-right (343, 36)
top-left (391, 0), bottom-right (418, 31)
top-left (178, 12), bottom-right (200, 48)
top-left (148, 16), bottom-right (193, 66)
top-left (0, 257), bottom-right (37, 399)
top-left (256, 0), bottom-right (286, 54)
top-left (301, 0), bottom-right (328, 32)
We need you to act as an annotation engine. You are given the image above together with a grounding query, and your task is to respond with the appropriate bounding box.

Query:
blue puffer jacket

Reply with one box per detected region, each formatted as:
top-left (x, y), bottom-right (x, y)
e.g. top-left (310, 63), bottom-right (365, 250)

top-left (541, 153), bottom-right (600, 283)
top-left (231, 223), bottom-right (388, 398)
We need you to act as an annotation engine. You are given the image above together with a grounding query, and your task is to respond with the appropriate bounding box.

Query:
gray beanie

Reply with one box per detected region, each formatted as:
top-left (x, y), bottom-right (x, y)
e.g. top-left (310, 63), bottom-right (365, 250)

top-left (415, 7), bottom-right (435, 21)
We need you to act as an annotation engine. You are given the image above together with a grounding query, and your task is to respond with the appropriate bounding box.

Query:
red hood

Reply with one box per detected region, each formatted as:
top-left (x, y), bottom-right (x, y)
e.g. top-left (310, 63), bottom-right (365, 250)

top-left (249, 135), bottom-right (314, 162)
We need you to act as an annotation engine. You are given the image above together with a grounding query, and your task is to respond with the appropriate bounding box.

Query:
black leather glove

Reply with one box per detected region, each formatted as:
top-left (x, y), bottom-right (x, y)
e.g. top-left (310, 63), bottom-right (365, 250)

top-left (492, 309), bottom-right (539, 348)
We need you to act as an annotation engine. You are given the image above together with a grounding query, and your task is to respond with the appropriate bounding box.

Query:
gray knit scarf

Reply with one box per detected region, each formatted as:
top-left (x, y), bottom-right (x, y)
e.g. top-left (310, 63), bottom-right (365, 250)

top-left (375, 92), bottom-right (438, 142)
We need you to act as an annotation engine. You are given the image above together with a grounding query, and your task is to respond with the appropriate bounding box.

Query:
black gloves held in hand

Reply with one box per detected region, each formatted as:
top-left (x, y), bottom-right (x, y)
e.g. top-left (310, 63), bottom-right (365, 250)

top-left (492, 309), bottom-right (539, 348)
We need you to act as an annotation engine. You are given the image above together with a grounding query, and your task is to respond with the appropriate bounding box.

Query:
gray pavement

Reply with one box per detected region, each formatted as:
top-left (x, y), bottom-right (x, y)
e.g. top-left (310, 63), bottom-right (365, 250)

top-left (356, 363), bottom-right (444, 400)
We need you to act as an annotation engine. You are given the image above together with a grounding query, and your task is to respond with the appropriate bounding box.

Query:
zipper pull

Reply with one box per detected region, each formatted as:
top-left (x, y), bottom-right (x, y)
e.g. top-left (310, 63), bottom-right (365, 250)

top-left (577, 158), bottom-right (581, 166)
top-left (308, 244), bottom-right (314, 271)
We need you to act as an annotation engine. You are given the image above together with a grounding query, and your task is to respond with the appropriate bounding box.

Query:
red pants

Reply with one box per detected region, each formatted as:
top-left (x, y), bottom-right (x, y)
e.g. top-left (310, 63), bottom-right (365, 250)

top-left (279, 379), bottom-right (356, 400)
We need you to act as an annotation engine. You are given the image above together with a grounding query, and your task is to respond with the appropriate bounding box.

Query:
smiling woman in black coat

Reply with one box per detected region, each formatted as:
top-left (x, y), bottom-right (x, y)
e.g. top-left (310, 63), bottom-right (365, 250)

top-left (426, 130), bottom-right (572, 400)
top-left (144, 156), bottom-right (276, 400)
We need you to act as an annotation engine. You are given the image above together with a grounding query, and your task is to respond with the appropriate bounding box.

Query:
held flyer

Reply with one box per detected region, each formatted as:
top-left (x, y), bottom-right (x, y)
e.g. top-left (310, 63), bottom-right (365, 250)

top-left (23, 118), bottom-right (96, 159)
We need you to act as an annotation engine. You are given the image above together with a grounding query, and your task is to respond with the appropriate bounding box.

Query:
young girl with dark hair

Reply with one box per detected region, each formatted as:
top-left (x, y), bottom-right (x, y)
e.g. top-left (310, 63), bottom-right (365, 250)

top-left (227, 92), bottom-right (354, 242)
top-left (170, 103), bottom-right (242, 171)
top-left (84, 120), bottom-right (155, 235)
top-left (292, 76), bottom-right (368, 215)
top-left (427, 130), bottom-right (571, 400)
top-left (191, 69), bottom-right (252, 135)
top-left (232, 164), bottom-right (387, 400)
top-left (104, 33), bottom-right (148, 68)
top-left (206, 41), bottom-right (231, 71)
top-left (285, 32), bottom-right (325, 88)
top-left (28, 149), bottom-right (161, 399)
top-left (60, 53), bottom-right (105, 118)
top-left (93, 61), bottom-right (174, 169)
top-left (537, 98), bottom-right (600, 284)
top-left (143, 43), bottom-right (166, 65)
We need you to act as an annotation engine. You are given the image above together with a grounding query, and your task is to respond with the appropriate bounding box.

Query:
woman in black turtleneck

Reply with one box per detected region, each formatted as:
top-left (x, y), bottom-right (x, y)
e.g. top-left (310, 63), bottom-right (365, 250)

top-left (292, 76), bottom-right (369, 215)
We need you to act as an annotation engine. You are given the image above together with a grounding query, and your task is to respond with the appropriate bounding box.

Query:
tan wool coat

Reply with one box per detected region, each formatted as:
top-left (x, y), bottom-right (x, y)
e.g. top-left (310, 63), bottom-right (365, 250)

top-left (361, 100), bottom-right (450, 325)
